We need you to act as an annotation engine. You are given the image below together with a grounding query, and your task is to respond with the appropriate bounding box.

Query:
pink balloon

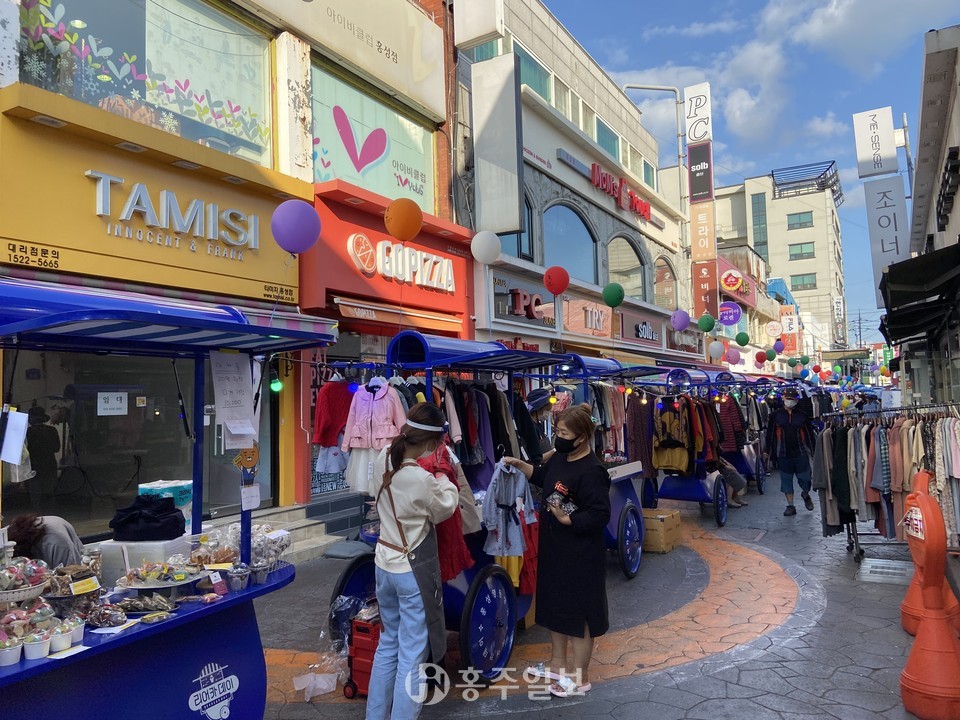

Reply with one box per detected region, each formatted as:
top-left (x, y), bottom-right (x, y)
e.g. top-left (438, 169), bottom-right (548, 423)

top-left (725, 348), bottom-right (741, 364)
top-left (754, 360), bottom-right (765, 370)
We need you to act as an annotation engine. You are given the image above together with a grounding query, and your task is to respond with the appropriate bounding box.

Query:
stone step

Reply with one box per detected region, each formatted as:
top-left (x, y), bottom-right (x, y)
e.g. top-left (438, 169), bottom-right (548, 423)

top-left (284, 534), bottom-right (342, 566)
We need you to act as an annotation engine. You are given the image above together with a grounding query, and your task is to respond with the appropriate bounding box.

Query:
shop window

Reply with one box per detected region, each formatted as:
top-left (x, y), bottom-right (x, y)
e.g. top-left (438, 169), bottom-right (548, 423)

top-left (608, 237), bottom-right (645, 301)
top-left (0, 351), bottom-right (274, 538)
top-left (463, 39), bottom-right (499, 63)
top-left (787, 211), bottom-right (814, 230)
top-left (653, 256), bottom-right (678, 311)
top-left (500, 199), bottom-right (533, 261)
top-left (554, 77), bottom-right (570, 118)
top-left (513, 43), bottom-right (551, 102)
top-left (790, 273), bottom-right (817, 291)
top-left (751, 193), bottom-right (768, 261)
top-left (569, 91), bottom-right (581, 129)
top-left (596, 117), bottom-right (619, 160)
top-left (643, 160), bottom-right (656, 189)
top-left (788, 242), bottom-right (816, 260)
top-left (312, 63), bottom-right (435, 211)
top-left (543, 204), bottom-right (596, 284)
top-left (629, 146), bottom-right (644, 176)
top-left (581, 104), bottom-right (596, 140)
top-left (18, 0), bottom-right (273, 167)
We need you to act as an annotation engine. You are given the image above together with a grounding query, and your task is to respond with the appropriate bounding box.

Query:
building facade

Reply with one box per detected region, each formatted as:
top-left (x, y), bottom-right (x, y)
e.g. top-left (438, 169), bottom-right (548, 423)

top-left (0, 0), bottom-right (470, 533)
top-left (882, 25), bottom-right (960, 404)
top-left (455, 0), bottom-right (694, 364)
top-left (713, 169), bottom-right (847, 350)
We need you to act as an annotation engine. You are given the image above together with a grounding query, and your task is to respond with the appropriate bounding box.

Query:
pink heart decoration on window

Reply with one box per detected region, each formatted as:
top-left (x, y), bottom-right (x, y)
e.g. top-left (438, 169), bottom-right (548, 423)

top-left (333, 106), bottom-right (388, 175)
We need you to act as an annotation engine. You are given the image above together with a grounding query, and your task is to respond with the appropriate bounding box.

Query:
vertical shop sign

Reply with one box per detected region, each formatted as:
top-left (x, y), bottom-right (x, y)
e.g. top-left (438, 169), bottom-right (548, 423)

top-left (690, 201), bottom-right (716, 262)
top-left (687, 142), bottom-right (714, 204)
top-left (852, 107), bottom-right (898, 179)
top-left (683, 83), bottom-right (713, 143)
top-left (692, 261), bottom-right (719, 319)
top-left (864, 175), bottom-right (909, 308)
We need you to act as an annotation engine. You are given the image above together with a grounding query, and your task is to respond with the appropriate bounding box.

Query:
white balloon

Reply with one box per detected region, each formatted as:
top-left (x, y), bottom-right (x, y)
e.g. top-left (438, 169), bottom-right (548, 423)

top-left (470, 231), bottom-right (501, 265)
top-left (708, 340), bottom-right (725, 359)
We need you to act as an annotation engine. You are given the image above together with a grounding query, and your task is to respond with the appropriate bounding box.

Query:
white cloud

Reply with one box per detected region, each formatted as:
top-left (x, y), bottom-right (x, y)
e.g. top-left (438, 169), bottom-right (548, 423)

top-left (806, 111), bottom-right (847, 138)
top-left (718, 40), bottom-right (790, 142)
top-left (714, 151), bottom-right (758, 183)
top-left (642, 19), bottom-right (741, 41)
top-left (842, 182), bottom-right (865, 209)
top-left (786, 0), bottom-right (960, 78)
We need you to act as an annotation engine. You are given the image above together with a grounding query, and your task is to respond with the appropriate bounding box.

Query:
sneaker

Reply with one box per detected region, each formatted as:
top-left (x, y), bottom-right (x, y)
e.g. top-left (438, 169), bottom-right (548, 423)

top-left (783, 505), bottom-right (797, 516)
top-left (801, 492), bottom-right (814, 511)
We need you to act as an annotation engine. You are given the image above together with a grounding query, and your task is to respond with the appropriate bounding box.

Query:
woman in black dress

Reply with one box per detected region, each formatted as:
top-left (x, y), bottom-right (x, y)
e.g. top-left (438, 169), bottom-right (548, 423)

top-left (504, 402), bottom-right (610, 697)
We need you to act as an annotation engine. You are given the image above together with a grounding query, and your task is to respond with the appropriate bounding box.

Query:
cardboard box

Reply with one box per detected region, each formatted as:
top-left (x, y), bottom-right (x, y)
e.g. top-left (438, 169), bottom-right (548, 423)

top-left (642, 508), bottom-right (681, 553)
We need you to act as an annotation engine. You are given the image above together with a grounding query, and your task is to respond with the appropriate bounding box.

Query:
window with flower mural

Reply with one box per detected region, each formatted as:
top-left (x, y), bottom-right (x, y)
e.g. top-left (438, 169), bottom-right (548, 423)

top-left (18, 0), bottom-right (272, 167)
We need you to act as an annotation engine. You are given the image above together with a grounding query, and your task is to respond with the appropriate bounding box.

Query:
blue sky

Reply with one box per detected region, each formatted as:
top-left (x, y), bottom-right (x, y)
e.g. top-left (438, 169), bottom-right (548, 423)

top-left (543, 0), bottom-right (960, 344)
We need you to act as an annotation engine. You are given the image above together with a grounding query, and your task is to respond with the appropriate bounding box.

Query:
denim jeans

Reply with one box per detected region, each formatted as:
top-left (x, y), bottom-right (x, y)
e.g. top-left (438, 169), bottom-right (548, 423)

top-left (778, 454), bottom-right (812, 496)
top-left (365, 567), bottom-right (430, 720)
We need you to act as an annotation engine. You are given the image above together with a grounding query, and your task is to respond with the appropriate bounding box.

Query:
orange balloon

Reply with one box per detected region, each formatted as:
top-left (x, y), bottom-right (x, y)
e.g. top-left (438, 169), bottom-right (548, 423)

top-left (384, 198), bottom-right (423, 242)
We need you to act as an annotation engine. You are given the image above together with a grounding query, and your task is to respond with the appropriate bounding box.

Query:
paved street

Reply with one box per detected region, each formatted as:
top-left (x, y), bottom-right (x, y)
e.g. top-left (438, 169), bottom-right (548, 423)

top-left (256, 474), bottom-right (922, 719)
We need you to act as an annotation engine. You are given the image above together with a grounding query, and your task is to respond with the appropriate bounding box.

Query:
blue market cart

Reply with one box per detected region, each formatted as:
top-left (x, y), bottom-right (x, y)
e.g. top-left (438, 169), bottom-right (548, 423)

top-left (0, 277), bottom-right (338, 719)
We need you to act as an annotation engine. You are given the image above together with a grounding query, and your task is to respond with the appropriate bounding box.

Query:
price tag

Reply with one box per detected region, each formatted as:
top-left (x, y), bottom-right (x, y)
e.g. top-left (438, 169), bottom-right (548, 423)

top-left (205, 563), bottom-right (233, 571)
top-left (209, 572), bottom-right (228, 596)
top-left (240, 483), bottom-right (261, 511)
top-left (70, 576), bottom-right (101, 595)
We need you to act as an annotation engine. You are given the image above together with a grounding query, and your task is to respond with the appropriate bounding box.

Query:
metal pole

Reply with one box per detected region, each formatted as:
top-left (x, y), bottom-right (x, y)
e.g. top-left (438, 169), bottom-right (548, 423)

top-left (192, 356), bottom-right (205, 540)
top-left (901, 112), bottom-right (915, 199)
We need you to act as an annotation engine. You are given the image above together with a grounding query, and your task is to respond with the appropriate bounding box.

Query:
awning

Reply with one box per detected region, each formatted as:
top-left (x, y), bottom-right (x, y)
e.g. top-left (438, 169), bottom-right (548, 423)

top-left (0, 278), bottom-right (338, 356)
top-left (333, 296), bottom-right (462, 334)
top-left (880, 298), bottom-right (955, 345)
top-left (880, 244), bottom-right (960, 310)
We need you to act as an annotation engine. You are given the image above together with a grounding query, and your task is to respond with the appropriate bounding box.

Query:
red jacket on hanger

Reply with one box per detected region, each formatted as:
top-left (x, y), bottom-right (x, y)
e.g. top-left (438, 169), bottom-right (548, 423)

top-left (418, 447), bottom-right (475, 582)
top-left (312, 381), bottom-right (354, 447)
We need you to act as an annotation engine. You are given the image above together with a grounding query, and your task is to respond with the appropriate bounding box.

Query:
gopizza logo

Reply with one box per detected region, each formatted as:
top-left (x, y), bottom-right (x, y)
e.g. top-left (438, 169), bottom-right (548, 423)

top-left (189, 662), bottom-right (240, 719)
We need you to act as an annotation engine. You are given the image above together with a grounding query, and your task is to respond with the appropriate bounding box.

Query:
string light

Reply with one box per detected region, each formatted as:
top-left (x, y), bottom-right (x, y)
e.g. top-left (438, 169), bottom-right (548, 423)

top-left (625, 387), bottom-right (633, 395)
top-left (640, 393), bottom-right (648, 405)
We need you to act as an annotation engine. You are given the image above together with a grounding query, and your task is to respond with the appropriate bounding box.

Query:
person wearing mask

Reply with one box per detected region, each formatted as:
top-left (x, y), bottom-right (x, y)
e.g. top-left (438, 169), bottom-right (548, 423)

top-left (6, 513), bottom-right (84, 568)
top-left (366, 403), bottom-right (459, 720)
top-left (764, 387), bottom-right (816, 516)
top-left (25, 406), bottom-right (60, 509)
top-left (503, 403), bottom-right (611, 698)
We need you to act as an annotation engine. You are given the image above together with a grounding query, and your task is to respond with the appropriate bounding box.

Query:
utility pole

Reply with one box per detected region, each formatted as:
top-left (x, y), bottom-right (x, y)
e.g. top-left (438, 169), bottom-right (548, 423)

top-left (857, 309), bottom-right (863, 347)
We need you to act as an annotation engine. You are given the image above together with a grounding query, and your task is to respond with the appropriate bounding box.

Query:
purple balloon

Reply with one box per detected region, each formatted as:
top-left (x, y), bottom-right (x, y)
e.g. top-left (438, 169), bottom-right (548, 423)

top-left (870, 363), bottom-right (880, 372)
top-left (725, 348), bottom-right (741, 365)
top-left (271, 199), bottom-right (321, 255)
top-left (773, 339), bottom-right (785, 354)
top-left (670, 309), bottom-right (691, 331)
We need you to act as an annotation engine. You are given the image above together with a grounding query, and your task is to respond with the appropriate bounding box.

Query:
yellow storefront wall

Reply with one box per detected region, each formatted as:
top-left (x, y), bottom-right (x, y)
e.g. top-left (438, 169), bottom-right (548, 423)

top-left (0, 86), bottom-right (314, 514)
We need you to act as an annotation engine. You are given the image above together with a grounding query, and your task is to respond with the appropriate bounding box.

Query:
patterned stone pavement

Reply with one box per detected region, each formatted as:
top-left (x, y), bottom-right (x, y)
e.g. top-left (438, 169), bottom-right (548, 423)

top-left (256, 473), bottom-right (923, 719)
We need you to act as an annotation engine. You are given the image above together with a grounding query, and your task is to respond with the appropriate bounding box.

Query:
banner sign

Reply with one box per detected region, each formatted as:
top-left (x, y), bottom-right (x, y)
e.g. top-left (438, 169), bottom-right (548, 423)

top-left (690, 201), bottom-right (716, 262)
top-left (687, 142), bottom-right (714, 205)
top-left (853, 107), bottom-right (898, 179)
top-left (683, 83), bottom-right (713, 143)
top-left (692, 261), bottom-right (719, 319)
top-left (865, 175), bottom-right (909, 308)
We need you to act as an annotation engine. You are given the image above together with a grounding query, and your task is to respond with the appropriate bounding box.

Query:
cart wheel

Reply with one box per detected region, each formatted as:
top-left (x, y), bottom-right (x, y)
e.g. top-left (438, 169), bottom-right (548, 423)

top-left (459, 565), bottom-right (517, 683)
top-left (846, 543), bottom-right (854, 552)
top-left (617, 502), bottom-right (643, 579)
top-left (713, 476), bottom-right (727, 527)
top-left (343, 680), bottom-right (358, 699)
top-left (854, 553), bottom-right (863, 564)
top-left (755, 453), bottom-right (767, 495)
top-left (641, 477), bottom-right (659, 509)
top-left (328, 553), bottom-right (376, 644)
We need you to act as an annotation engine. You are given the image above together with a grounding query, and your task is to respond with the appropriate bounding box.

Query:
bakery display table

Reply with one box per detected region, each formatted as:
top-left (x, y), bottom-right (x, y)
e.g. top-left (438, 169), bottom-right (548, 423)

top-left (0, 563), bottom-right (294, 719)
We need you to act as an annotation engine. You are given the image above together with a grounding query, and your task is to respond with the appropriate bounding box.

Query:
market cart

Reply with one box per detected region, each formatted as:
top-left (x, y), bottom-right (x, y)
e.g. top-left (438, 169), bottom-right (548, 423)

top-left (0, 278), bottom-right (337, 719)
top-left (328, 332), bottom-right (576, 686)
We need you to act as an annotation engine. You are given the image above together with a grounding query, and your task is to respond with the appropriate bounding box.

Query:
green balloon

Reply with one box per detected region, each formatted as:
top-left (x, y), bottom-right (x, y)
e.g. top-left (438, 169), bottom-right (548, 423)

top-left (602, 282), bottom-right (625, 308)
top-left (735, 332), bottom-right (750, 347)
top-left (765, 349), bottom-right (776, 361)
top-left (800, 355), bottom-right (810, 365)
top-left (698, 314), bottom-right (716, 332)
top-left (833, 365), bottom-right (842, 374)
top-left (788, 358), bottom-right (798, 367)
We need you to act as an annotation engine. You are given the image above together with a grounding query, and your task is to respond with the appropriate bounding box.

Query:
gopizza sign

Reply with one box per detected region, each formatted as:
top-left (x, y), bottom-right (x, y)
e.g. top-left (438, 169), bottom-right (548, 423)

top-left (346, 233), bottom-right (456, 294)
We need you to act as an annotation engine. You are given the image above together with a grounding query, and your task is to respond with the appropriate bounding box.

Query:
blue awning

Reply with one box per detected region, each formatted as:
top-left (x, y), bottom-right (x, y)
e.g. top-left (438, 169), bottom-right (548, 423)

top-left (0, 278), bottom-right (338, 356)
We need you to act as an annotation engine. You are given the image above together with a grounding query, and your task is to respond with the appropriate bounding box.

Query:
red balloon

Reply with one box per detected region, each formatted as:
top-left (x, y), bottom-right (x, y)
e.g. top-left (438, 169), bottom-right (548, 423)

top-left (812, 365), bottom-right (821, 373)
top-left (544, 266), bottom-right (570, 296)
top-left (819, 371), bottom-right (829, 381)
top-left (754, 351), bottom-right (767, 363)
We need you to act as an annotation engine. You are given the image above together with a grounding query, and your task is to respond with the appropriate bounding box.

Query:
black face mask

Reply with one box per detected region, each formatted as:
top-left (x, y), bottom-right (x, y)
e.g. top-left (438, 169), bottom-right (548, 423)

top-left (554, 436), bottom-right (578, 454)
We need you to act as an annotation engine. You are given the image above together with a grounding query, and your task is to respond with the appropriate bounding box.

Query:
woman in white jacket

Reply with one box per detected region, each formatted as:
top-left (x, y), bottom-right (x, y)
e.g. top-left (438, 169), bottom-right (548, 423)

top-left (366, 403), bottom-right (459, 720)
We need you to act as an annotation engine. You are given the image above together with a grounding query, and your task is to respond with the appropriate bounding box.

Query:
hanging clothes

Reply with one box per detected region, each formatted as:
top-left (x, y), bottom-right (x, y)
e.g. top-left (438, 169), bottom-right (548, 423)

top-left (417, 447), bottom-right (476, 582)
top-left (653, 396), bottom-right (691, 473)
top-left (626, 394), bottom-right (656, 479)
top-left (518, 508), bottom-right (539, 596)
top-left (482, 461), bottom-right (537, 557)
top-left (341, 383), bottom-right (407, 494)
top-left (716, 397), bottom-right (747, 452)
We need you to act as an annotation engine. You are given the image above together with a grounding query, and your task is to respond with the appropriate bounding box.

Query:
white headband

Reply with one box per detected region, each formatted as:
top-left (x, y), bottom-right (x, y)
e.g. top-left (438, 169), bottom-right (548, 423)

top-left (405, 419), bottom-right (445, 432)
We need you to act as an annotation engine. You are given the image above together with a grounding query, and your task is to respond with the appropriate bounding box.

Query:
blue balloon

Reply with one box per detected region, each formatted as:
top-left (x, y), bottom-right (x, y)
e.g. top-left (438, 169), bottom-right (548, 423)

top-left (800, 369), bottom-right (810, 378)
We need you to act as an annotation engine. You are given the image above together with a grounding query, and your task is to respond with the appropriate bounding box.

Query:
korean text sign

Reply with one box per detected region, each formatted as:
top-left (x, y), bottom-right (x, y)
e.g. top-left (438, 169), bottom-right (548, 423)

top-left (865, 176), bottom-right (909, 308)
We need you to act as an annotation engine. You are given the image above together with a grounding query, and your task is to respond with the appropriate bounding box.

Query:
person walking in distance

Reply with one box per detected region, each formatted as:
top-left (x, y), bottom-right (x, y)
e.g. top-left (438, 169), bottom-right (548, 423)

top-left (25, 406), bottom-right (60, 510)
top-left (764, 387), bottom-right (816, 516)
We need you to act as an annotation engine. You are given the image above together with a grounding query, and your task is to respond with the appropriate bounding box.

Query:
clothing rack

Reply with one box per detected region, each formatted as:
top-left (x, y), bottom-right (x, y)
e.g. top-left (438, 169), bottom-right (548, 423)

top-left (821, 401), bottom-right (960, 419)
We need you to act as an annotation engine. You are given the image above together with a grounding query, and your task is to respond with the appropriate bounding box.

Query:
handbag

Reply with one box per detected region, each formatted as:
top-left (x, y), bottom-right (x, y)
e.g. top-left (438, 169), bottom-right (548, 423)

top-left (110, 495), bottom-right (186, 541)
